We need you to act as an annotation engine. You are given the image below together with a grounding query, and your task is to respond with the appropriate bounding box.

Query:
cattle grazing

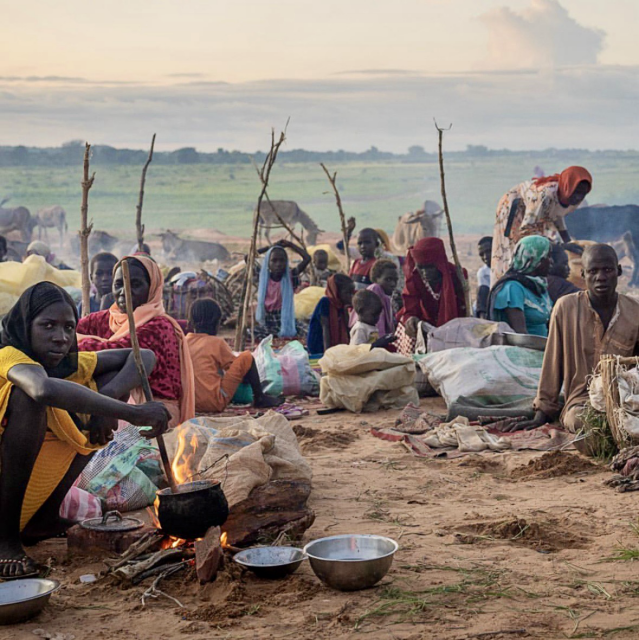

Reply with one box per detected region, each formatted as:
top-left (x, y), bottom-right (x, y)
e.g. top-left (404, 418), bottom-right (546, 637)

top-left (565, 205), bottom-right (639, 287)
top-left (159, 230), bottom-right (230, 263)
top-left (35, 206), bottom-right (68, 247)
top-left (70, 230), bottom-right (119, 257)
top-left (257, 200), bottom-right (322, 246)
top-left (0, 205), bottom-right (35, 242)
top-left (392, 200), bottom-right (443, 253)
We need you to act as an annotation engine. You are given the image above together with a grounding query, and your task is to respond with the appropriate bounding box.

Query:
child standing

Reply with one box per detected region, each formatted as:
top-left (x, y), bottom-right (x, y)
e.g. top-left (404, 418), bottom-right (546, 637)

top-left (186, 299), bottom-right (282, 412)
top-left (349, 228), bottom-right (380, 290)
top-left (367, 259), bottom-right (398, 336)
top-left (254, 240), bottom-right (310, 340)
top-left (475, 237), bottom-right (492, 319)
top-left (306, 274), bottom-right (354, 356)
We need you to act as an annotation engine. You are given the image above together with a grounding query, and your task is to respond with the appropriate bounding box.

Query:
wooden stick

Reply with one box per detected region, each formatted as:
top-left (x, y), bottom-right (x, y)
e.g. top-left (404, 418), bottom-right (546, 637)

top-left (122, 259), bottom-right (178, 493)
top-left (234, 126), bottom-right (288, 350)
top-left (136, 134), bottom-right (156, 252)
top-left (434, 120), bottom-right (471, 316)
top-left (79, 143), bottom-right (95, 317)
top-left (320, 163), bottom-right (350, 272)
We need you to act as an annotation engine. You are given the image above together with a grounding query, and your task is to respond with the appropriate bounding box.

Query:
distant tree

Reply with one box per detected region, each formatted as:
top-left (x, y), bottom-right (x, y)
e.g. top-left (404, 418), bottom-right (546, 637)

top-left (174, 147), bottom-right (200, 164)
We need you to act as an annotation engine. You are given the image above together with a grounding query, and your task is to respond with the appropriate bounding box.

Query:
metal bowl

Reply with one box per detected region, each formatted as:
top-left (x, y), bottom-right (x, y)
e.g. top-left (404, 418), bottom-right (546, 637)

top-left (0, 579), bottom-right (61, 625)
top-left (500, 332), bottom-right (547, 352)
top-left (233, 546), bottom-right (305, 579)
top-left (303, 534), bottom-right (398, 591)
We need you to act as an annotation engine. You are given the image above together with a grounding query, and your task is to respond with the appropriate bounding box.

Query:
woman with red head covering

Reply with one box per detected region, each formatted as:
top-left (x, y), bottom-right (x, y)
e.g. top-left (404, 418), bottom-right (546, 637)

top-left (396, 237), bottom-right (467, 355)
top-left (491, 166), bottom-right (592, 283)
top-left (76, 255), bottom-right (195, 427)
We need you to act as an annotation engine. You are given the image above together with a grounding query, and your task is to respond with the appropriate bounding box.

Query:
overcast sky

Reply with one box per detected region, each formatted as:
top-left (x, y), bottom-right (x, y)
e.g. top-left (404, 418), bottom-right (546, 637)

top-left (1, 0), bottom-right (637, 151)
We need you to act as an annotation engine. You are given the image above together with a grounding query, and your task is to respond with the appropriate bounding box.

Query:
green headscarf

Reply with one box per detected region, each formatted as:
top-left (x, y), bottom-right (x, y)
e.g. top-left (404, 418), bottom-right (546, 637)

top-left (510, 236), bottom-right (551, 276)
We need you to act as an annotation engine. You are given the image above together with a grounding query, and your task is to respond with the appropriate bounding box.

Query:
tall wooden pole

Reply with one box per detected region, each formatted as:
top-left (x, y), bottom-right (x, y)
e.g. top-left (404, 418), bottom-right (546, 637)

top-left (320, 163), bottom-right (351, 272)
top-left (434, 121), bottom-right (471, 315)
top-left (136, 134), bottom-right (156, 252)
top-left (122, 259), bottom-right (177, 493)
top-left (79, 143), bottom-right (95, 317)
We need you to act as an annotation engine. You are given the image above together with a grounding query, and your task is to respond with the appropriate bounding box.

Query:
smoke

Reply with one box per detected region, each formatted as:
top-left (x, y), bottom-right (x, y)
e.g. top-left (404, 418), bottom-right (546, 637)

top-left (479, 0), bottom-right (605, 69)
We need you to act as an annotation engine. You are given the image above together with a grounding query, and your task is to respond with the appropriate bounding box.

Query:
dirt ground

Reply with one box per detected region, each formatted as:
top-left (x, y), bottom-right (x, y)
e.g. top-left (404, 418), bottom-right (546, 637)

top-left (7, 397), bottom-right (639, 640)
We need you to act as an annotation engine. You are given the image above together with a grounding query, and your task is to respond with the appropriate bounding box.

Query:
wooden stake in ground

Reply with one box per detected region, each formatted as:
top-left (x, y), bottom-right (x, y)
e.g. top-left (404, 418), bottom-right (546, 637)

top-left (234, 128), bottom-right (288, 350)
top-left (136, 133), bottom-right (156, 252)
top-left (122, 258), bottom-right (177, 493)
top-left (320, 163), bottom-right (350, 272)
top-left (434, 121), bottom-right (471, 315)
top-left (79, 143), bottom-right (95, 317)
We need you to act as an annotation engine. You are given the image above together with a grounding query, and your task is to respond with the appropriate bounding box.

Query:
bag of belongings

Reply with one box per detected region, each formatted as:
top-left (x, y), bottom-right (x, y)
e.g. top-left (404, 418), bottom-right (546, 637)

top-left (319, 344), bottom-right (419, 412)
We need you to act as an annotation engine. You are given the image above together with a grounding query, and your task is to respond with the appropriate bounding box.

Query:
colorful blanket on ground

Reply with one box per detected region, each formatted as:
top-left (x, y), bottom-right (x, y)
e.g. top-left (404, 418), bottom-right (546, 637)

top-left (373, 412), bottom-right (575, 459)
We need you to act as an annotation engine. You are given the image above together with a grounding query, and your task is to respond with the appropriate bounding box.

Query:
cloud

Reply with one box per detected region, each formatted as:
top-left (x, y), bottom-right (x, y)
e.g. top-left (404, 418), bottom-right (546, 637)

top-left (478, 0), bottom-right (605, 69)
top-left (0, 66), bottom-right (637, 153)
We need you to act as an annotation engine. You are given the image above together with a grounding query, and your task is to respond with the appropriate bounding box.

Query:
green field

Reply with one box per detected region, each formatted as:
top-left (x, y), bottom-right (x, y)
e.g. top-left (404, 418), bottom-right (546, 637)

top-left (1, 154), bottom-right (637, 241)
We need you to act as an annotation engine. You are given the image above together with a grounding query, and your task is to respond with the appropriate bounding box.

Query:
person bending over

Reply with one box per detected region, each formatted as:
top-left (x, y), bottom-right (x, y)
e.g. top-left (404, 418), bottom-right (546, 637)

top-left (510, 244), bottom-right (639, 455)
top-left (185, 299), bottom-right (282, 412)
top-left (0, 282), bottom-right (169, 578)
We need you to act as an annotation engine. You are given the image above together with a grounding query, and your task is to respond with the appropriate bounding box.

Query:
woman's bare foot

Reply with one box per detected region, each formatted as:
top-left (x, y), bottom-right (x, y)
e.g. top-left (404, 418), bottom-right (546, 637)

top-left (254, 394), bottom-right (284, 409)
top-left (0, 539), bottom-right (39, 579)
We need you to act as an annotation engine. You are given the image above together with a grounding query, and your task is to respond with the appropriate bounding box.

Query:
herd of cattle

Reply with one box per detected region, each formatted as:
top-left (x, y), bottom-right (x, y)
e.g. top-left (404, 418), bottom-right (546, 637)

top-left (1, 198), bottom-right (638, 285)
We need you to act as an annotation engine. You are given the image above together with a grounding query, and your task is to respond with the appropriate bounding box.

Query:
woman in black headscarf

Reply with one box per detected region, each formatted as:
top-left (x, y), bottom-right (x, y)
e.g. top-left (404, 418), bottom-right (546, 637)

top-left (0, 282), bottom-right (169, 579)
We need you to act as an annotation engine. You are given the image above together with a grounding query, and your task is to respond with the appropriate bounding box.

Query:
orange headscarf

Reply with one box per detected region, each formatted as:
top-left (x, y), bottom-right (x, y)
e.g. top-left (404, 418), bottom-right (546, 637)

top-left (108, 255), bottom-right (195, 423)
top-left (533, 166), bottom-right (592, 207)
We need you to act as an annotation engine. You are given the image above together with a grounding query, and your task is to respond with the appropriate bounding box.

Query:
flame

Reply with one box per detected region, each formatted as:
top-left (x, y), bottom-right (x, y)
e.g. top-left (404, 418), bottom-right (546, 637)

top-left (220, 532), bottom-right (229, 548)
top-left (171, 430), bottom-right (199, 485)
top-left (146, 496), bottom-right (161, 529)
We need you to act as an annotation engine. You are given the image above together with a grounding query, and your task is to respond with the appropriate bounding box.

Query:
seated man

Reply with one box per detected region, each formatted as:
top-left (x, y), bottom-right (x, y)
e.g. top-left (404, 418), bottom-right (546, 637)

top-left (514, 244), bottom-right (639, 454)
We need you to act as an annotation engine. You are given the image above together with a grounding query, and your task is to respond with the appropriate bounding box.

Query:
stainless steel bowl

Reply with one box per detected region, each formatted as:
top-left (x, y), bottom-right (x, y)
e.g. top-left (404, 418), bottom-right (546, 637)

top-left (233, 546), bottom-right (305, 579)
top-left (303, 534), bottom-right (398, 591)
top-left (499, 332), bottom-right (547, 352)
top-left (0, 579), bottom-right (61, 625)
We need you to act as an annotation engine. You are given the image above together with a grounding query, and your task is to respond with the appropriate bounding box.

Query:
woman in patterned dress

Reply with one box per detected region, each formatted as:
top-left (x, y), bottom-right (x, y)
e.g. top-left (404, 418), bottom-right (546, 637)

top-left (77, 255), bottom-right (195, 427)
top-left (491, 166), bottom-right (592, 284)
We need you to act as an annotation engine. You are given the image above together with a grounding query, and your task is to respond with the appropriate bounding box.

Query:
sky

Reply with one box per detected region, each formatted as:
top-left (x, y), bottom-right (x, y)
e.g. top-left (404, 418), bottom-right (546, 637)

top-left (0, 0), bottom-right (637, 152)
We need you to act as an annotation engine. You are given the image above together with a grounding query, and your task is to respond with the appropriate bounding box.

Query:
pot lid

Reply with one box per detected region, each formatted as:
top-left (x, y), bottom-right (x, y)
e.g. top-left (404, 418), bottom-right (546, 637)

top-left (81, 510), bottom-right (144, 532)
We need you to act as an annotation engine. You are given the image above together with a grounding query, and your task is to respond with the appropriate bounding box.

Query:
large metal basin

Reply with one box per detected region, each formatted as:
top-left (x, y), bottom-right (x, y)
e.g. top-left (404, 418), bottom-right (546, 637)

top-left (0, 579), bottom-right (60, 625)
top-left (303, 534), bottom-right (398, 591)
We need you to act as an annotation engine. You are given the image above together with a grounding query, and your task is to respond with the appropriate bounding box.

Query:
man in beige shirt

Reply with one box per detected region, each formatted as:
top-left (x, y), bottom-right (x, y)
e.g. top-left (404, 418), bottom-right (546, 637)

top-left (511, 244), bottom-right (639, 453)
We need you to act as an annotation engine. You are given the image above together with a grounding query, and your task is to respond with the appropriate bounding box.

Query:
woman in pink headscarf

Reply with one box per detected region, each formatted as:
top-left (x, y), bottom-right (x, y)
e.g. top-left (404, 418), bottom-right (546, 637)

top-left (491, 166), bottom-right (592, 283)
top-left (77, 255), bottom-right (195, 427)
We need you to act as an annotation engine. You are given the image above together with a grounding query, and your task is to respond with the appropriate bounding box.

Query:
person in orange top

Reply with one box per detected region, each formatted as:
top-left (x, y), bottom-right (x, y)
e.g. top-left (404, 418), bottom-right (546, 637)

top-left (185, 298), bottom-right (282, 413)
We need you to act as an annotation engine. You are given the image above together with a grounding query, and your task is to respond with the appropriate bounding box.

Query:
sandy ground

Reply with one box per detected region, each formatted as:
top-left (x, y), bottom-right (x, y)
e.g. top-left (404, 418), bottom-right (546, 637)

top-left (7, 397), bottom-right (639, 640)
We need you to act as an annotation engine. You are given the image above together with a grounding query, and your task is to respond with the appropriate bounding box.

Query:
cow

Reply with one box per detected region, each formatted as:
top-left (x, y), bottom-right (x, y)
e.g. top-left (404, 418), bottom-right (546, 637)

top-left (0, 205), bottom-right (35, 242)
top-left (257, 200), bottom-right (322, 246)
top-left (35, 205), bottom-right (68, 247)
top-left (70, 230), bottom-right (119, 257)
top-left (565, 205), bottom-right (639, 287)
top-left (392, 200), bottom-right (444, 253)
top-left (159, 230), bottom-right (230, 263)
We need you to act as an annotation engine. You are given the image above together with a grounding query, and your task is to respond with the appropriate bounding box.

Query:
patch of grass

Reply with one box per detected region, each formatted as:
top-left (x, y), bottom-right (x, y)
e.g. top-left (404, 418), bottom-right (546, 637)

top-left (604, 547), bottom-right (639, 562)
top-left (579, 404), bottom-right (618, 463)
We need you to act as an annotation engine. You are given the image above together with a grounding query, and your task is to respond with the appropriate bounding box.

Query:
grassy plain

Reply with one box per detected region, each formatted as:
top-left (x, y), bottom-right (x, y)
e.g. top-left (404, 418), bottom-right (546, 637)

top-left (1, 153), bottom-right (637, 240)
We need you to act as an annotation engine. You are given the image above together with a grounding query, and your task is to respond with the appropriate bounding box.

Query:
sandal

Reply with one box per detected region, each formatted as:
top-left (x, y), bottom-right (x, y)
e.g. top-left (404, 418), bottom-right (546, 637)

top-left (0, 555), bottom-right (40, 581)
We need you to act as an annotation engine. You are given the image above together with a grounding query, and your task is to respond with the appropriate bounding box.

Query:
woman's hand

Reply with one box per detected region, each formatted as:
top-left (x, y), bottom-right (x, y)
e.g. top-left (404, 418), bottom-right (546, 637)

top-left (88, 415), bottom-right (117, 445)
top-left (130, 401), bottom-right (171, 438)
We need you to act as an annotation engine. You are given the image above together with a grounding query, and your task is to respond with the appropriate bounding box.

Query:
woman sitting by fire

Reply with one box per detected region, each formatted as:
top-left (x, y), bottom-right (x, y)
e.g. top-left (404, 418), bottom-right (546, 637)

top-left (0, 282), bottom-right (169, 579)
top-left (77, 255), bottom-right (195, 427)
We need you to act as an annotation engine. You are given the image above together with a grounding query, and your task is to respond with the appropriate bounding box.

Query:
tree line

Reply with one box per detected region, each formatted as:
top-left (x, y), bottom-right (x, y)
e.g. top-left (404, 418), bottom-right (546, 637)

top-left (0, 141), bottom-right (636, 167)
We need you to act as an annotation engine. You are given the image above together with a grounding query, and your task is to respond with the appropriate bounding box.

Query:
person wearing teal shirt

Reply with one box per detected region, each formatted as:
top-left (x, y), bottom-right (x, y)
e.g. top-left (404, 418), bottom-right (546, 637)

top-left (488, 235), bottom-right (553, 337)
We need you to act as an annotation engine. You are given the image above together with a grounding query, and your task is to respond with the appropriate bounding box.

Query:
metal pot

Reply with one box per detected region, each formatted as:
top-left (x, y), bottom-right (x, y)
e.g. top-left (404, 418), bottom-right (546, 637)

top-left (156, 480), bottom-right (229, 540)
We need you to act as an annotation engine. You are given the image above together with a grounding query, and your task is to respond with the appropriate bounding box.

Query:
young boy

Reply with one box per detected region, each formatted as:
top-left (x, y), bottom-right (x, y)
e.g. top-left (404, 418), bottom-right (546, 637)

top-left (79, 252), bottom-right (118, 315)
top-left (475, 237), bottom-right (492, 318)
top-left (185, 298), bottom-right (282, 412)
top-left (350, 290), bottom-right (397, 349)
top-left (349, 228), bottom-right (380, 290)
top-left (310, 249), bottom-right (335, 287)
